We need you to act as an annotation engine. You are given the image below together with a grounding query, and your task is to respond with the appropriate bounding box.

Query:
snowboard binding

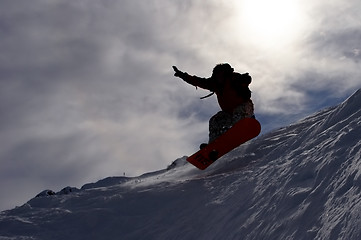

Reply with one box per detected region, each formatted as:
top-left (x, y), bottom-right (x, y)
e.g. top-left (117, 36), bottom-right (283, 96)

top-left (209, 150), bottom-right (219, 161)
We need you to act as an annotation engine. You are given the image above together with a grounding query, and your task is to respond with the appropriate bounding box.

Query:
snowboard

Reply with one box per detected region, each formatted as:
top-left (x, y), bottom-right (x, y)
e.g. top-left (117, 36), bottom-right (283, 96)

top-left (187, 118), bottom-right (261, 170)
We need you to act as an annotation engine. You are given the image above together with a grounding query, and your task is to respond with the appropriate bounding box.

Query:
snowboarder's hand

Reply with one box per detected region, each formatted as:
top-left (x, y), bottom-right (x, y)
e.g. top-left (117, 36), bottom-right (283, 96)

top-left (172, 66), bottom-right (184, 78)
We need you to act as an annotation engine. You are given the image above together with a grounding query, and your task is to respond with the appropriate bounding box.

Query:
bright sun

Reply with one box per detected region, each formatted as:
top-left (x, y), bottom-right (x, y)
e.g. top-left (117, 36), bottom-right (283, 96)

top-left (237, 0), bottom-right (305, 48)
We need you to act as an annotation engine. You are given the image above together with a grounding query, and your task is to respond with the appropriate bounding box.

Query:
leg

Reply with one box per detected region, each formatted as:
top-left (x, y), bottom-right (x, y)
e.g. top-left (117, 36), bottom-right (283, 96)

top-left (232, 100), bottom-right (255, 124)
top-left (208, 111), bottom-right (233, 143)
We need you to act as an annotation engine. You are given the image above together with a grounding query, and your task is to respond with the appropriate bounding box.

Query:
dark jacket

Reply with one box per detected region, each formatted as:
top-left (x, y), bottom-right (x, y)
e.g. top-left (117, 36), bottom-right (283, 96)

top-left (181, 72), bottom-right (252, 114)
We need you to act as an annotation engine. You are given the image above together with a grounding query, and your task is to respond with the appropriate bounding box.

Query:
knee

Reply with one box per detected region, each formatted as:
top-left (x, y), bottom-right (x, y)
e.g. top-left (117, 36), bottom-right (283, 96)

top-left (209, 111), bottom-right (229, 123)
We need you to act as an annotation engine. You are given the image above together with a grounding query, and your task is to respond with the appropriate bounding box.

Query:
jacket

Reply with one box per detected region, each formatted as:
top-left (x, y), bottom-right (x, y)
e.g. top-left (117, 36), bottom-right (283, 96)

top-left (182, 73), bottom-right (252, 114)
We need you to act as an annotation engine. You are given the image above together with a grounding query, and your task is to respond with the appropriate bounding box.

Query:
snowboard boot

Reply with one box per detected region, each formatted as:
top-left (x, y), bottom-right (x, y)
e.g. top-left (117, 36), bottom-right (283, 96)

top-left (199, 143), bottom-right (208, 150)
top-left (209, 149), bottom-right (219, 161)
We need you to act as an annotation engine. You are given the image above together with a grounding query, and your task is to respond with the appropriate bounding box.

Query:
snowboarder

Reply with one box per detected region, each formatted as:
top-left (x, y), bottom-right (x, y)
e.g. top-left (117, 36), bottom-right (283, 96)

top-left (173, 63), bottom-right (255, 144)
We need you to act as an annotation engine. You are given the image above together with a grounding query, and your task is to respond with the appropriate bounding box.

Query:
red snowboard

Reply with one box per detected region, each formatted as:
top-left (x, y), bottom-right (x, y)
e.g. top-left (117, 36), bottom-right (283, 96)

top-left (187, 118), bottom-right (261, 170)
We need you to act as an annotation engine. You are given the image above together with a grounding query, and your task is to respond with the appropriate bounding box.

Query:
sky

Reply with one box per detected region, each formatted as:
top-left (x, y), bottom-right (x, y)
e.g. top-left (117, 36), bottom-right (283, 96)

top-left (0, 0), bottom-right (360, 211)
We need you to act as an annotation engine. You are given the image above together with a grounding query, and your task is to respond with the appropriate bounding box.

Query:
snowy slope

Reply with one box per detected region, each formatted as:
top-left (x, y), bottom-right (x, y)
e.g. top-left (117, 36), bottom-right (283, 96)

top-left (0, 89), bottom-right (361, 240)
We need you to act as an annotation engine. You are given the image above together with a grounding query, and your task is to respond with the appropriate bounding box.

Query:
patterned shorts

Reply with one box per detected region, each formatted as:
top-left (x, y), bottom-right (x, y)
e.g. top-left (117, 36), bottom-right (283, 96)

top-left (208, 100), bottom-right (254, 143)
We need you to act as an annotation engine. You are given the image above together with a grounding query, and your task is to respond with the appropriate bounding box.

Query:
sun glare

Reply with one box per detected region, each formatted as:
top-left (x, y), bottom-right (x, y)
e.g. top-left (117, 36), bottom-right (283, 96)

top-left (238, 0), bottom-right (305, 48)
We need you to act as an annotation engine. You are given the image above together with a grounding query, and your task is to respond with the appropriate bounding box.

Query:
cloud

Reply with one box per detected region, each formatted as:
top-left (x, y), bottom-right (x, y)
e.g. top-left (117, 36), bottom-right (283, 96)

top-left (0, 0), bottom-right (217, 210)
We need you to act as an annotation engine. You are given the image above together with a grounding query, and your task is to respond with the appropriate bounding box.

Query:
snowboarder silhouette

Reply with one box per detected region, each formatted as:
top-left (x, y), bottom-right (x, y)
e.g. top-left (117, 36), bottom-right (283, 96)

top-left (173, 63), bottom-right (255, 145)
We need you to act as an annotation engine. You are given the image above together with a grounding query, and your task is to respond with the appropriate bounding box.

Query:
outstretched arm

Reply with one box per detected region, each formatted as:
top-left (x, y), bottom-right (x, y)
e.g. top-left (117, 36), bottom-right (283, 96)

top-left (172, 66), bottom-right (216, 91)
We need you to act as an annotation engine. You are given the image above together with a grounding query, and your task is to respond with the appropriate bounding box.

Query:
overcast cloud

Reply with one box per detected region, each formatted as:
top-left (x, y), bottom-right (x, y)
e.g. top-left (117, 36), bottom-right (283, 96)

top-left (0, 0), bottom-right (360, 210)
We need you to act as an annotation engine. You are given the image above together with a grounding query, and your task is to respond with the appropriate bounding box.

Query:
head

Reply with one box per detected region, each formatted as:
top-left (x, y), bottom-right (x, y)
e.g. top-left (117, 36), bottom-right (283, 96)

top-left (211, 63), bottom-right (234, 82)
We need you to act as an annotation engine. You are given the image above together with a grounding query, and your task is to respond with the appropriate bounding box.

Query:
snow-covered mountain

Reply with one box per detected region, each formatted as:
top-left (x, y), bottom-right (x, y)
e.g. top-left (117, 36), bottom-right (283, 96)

top-left (1, 89), bottom-right (361, 240)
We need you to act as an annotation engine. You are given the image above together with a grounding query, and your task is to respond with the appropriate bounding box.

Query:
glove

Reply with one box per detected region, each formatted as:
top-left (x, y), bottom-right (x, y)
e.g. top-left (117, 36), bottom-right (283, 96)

top-left (172, 66), bottom-right (186, 78)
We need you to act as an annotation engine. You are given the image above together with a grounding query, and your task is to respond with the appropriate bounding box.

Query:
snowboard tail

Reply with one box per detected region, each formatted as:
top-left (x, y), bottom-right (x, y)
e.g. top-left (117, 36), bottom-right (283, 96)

top-left (187, 118), bottom-right (261, 170)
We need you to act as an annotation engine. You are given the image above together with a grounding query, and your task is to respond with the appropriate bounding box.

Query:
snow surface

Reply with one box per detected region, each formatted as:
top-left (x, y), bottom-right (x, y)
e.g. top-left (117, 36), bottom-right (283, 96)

top-left (1, 89), bottom-right (361, 240)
